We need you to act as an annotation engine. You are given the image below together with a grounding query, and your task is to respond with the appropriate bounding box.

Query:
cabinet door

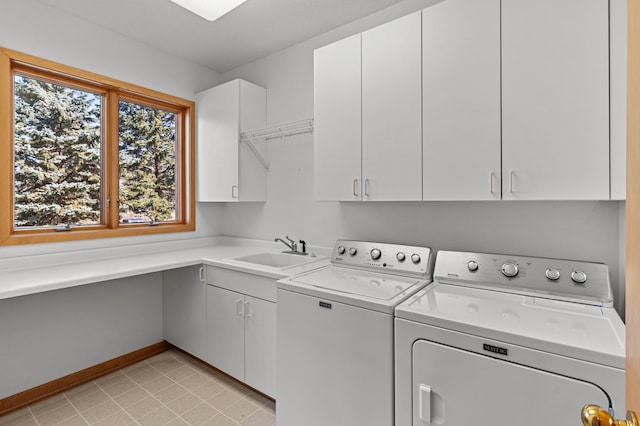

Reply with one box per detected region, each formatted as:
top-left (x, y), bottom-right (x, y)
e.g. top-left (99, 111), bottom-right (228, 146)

top-left (362, 11), bottom-right (422, 201)
top-left (196, 80), bottom-right (240, 202)
top-left (313, 34), bottom-right (362, 201)
top-left (502, 0), bottom-right (609, 200)
top-left (162, 266), bottom-right (207, 360)
top-left (244, 296), bottom-right (276, 397)
top-left (610, 0), bottom-right (627, 200)
top-left (206, 285), bottom-right (245, 381)
top-left (422, 0), bottom-right (501, 200)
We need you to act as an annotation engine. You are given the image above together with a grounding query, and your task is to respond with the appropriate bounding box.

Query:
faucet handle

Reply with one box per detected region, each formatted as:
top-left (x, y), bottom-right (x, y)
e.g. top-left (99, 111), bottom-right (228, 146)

top-left (285, 235), bottom-right (295, 245)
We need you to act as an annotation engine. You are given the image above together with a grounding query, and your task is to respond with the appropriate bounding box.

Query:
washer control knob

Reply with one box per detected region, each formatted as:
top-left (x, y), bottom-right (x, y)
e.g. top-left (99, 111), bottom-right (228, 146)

top-left (501, 263), bottom-right (519, 278)
top-left (337, 246), bottom-right (346, 255)
top-left (571, 270), bottom-right (587, 284)
top-left (348, 247), bottom-right (357, 256)
top-left (396, 252), bottom-right (406, 262)
top-left (370, 248), bottom-right (382, 260)
top-left (545, 268), bottom-right (561, 281)
top-left (411, 254), bottom-right (421, 264)
top-left (467, 261), bottom-right (479, 272)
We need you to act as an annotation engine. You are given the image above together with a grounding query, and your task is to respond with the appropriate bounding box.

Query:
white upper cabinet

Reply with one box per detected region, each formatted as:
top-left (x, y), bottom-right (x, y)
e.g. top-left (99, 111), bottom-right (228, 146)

top-left (196, 79), bottom-right (267, 202)
top-left (314, 2), bottom-right (616, 202)
top-left (313, 12), bottom-right (422, 201)
top-left (422, 0), bottom-right (501, 201)
top-left (610, 0), bottom-right (627, 200)
top-left (314, 34), bottom-right (362, 201)
top-left (362, 11), bottom-right (422, 201)
top-left (501, 0), bottom-right (610, 200)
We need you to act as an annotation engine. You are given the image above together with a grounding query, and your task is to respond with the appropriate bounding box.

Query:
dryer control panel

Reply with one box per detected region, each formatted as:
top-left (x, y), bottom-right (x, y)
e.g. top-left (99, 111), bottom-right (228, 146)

top-left (332, 240), bottom-right (434, 279)
top-left (434, 251), bottom-right (612, 306)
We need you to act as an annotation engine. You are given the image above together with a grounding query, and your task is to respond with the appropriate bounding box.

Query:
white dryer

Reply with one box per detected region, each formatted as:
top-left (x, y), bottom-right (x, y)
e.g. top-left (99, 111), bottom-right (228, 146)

top-left (277, 240), bottom-right (434, 426)
top-left (395, 251), bottom-right (625, 426)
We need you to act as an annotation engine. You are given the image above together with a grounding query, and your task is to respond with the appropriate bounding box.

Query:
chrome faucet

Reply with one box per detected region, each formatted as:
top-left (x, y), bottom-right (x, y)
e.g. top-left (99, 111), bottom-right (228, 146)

top-left (275, 235), bottom-right (308, 255)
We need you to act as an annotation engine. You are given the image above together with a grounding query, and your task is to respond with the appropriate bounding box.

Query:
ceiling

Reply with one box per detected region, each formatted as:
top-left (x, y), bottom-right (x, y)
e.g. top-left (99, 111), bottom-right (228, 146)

top-left (38, 0), bottom-right (407, 74)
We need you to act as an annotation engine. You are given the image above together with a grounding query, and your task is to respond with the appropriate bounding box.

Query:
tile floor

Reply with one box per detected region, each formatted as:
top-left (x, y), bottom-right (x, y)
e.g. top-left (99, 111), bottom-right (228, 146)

top-left (0, 349), bottom-right (275, 426)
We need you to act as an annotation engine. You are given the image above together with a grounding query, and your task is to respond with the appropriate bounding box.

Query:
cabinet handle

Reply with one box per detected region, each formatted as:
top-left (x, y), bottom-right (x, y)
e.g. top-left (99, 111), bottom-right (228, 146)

top-left (419, 384), bottom-right (432, 423)
top-left (199, 266), bottom-right (204, 282)
top-left (364, 179), bottom-right (370, 197)
top-left (489, 172), bottom-right (494, 194)
top-left (509, 170), bottom-right (514, 193)
top-left (236, 299), bottom-right (244, 316)
top-left (244, 300), bottom-right (251, 318)
top-left (232, 185), bottom-right (238, 199)
top-left (353, 179), bottom-right (359, 197)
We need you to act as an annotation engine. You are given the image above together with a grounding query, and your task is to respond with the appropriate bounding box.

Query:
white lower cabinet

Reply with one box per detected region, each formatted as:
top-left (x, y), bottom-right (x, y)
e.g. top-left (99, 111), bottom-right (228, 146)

top-left (162, 265), bottom-right (207, 361)
top-left (206, 285), bottom-right (245, 380)
top-left (205, 267), bottom-right (276, 397)
top-left (243, 296), bottom-right (276, 397)
top-left (163, 264), bottom-right (276, 398)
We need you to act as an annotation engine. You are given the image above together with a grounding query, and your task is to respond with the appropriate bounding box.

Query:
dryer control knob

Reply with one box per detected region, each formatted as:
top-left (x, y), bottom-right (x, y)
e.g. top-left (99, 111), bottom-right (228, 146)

top-left (396, 252), bottom-right (406, 262)
top-left (337, 246), bottom-right (346, 255)
top-left (411, 254), bottom-right (421, 264)
top-left (571, 270), bottom-right (587, 284)
top-left (370, 248), bottom-right (382, 260)
top-left (348, 247), bottom-right (357, 256)
top-left (501, 263), bottom-right (519, 277)
top-left (467, 261), bottom-right (479, 272)
top-left (545, 268), bottom-right (561, 281)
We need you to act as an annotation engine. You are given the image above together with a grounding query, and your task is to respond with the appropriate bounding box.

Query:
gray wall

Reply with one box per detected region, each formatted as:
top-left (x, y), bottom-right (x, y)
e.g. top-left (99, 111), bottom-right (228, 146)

top-left (0, 0), bottom-right (221, 99)
top-left (0, 273), bottom-right (163, 399)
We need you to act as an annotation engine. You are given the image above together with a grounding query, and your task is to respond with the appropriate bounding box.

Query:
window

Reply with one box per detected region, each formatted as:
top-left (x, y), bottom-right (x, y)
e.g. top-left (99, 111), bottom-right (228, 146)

top-left (118, 99), bottom-right (179, 224)
top-left (0, 48), bottom-right (195, 245)
top-left (13, 73), bottom-right (103, 229)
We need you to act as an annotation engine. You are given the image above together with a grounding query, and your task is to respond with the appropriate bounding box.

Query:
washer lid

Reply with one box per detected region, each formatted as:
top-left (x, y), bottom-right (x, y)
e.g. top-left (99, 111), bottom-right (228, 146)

top-left (279, 265), bottom-right (428, 313)
top-left (291, 266), bottom-right (421, 300)
top-left (395, 283), bottom-right (626, 369)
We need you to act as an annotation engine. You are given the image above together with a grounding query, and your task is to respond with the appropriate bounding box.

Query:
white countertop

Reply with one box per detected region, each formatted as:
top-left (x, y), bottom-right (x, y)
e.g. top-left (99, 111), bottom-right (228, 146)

top-left (0, 236), bottom-right (331, 300)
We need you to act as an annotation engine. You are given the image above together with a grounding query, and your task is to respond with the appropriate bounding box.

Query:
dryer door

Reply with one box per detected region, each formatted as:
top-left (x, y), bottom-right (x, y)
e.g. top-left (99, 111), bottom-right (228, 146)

top-left (412, 340), bottom-right (610, 425)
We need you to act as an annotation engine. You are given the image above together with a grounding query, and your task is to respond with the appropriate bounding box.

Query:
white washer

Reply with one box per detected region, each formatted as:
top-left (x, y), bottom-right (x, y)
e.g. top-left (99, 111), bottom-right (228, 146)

top-left (395, 251), bottom-right (626, 426)
top-left (277, 240), bottom-right (434, 426)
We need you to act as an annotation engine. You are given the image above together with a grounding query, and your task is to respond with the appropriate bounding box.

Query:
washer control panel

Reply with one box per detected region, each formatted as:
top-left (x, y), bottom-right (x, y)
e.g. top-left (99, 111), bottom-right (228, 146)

top-left (434, 251), bottom-right (612, 306)
top-left (332, 240), bottom-right (433, 278)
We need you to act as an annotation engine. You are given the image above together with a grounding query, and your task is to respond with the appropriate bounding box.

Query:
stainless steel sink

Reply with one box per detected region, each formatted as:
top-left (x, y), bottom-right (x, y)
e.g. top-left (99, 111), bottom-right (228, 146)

top-left (233, 252), bottom-right (321, 269)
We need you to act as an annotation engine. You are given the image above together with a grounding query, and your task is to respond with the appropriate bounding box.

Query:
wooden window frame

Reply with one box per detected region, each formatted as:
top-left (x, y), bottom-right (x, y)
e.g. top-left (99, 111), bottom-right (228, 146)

top-left (0, 47), bottom-right (195, 246)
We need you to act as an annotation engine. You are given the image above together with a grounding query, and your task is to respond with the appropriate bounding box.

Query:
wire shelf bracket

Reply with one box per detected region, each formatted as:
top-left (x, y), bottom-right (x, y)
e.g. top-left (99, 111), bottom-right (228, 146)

top-left (239, 118), bottom-right (314, 170)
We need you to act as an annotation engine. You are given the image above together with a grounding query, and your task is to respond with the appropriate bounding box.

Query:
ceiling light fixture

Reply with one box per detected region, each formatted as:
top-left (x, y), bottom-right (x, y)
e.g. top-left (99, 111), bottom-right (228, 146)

top-left (169, 0), bottom-right (248, 21)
